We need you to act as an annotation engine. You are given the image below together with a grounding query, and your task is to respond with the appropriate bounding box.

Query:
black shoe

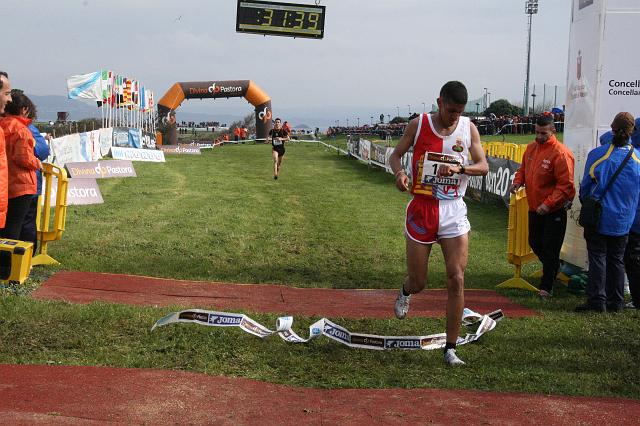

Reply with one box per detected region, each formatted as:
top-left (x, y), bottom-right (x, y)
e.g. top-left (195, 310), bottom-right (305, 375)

top-left (274, 175), bottom-right (278, 180)
top-left (606, 304), bottom-right (623, 313)
top-left (575, 303), bottom-right (606, 313)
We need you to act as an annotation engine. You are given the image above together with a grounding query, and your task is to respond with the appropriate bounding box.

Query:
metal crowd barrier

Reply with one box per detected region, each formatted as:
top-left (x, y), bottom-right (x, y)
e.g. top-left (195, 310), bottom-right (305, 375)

top-left (481, 142), bottom-right (527, 163)
top-left (33, 163), bottom-right (69, 266)
top-left (496, 188), bottom-right (539, 292)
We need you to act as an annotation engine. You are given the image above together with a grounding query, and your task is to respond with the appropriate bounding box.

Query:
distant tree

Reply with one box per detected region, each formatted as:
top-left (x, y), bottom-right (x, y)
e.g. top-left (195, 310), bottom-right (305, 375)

top-left (485, 99), bottom-right (522, 116)
top-left (390, 116), bottom-right (407, 124)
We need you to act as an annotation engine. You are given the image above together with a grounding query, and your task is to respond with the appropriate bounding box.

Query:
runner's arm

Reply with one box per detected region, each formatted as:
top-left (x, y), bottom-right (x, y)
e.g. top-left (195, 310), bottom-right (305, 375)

top-left (438, 122), bottom-right (488, 177)
top-left (390, 119), bottom-right (418, 191)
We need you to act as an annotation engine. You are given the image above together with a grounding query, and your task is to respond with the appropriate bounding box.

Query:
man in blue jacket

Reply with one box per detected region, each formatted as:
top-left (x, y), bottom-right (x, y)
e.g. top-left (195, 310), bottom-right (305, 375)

top-left (578, 112), bottom-right (640, 312)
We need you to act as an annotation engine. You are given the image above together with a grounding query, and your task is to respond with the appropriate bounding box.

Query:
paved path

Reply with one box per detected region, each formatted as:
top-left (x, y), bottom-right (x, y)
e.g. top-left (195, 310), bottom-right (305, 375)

top-left (1, 364), bottom-right (638, 425)
top-left (32, 271), bottom-right (536, 319)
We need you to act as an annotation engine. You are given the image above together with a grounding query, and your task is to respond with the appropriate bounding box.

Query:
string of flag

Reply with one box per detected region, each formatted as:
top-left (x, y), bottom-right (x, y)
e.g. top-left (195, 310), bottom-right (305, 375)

top-left (66, 70), bottom-right (156, 134)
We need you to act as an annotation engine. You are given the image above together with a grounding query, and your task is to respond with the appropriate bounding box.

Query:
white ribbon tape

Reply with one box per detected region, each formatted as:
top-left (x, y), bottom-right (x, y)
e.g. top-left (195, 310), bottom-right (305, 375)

top-left (151, 308), bottom-right (503, 351)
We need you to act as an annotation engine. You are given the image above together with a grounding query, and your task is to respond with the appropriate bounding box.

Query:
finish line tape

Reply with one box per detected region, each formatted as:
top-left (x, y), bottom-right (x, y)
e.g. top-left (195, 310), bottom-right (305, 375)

top-left (151, 308), bottom-right (503, 351)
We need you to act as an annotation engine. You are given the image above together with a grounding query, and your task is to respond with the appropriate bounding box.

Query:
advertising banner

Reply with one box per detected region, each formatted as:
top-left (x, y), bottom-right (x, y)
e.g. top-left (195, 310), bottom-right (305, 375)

top-left (562, 0), bottom-right (640, 268)
top-left (65, 160), bottom-right (136, 179)
top-left (112, 127), bottom-right (142, 148)
top-left (45, 177), bottom-right (104, 206)
top-left (110, 146), bottom-right (165, 162)
top-left (465, 157), bottom-right (519, 207)
top-left (158, 145), bottom-right (202, 155)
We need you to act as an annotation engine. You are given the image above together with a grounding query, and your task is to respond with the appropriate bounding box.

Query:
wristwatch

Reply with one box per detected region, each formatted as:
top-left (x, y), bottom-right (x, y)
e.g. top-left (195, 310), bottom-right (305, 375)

top-left (459, 165), bottom-right (466, 175)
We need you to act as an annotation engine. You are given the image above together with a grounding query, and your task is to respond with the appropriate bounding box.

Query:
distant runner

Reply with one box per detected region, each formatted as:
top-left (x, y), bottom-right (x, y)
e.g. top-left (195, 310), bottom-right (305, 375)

top-left (389, 81), bottom-right (489, 366)
top-left (269, 118), bottom-right (289, 180)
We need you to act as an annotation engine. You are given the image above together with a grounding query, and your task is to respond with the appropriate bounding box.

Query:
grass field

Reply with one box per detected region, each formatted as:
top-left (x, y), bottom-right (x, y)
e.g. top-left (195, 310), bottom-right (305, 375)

top-left (0, 142), bottom-right (638, 399)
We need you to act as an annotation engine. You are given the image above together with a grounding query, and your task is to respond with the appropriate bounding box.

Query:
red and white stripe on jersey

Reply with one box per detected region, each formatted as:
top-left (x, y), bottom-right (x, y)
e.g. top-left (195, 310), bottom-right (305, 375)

top-left (410, 114), bottom-right (471, 200)
top-left (405, 197), bottom-right (471, 244)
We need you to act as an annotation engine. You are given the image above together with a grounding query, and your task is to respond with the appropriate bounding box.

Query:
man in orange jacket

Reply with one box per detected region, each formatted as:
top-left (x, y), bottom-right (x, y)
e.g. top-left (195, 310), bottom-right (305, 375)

top-left (509, 115), bottom-right (576, 298)
top-left (0, 72), bottom-right (11, 229)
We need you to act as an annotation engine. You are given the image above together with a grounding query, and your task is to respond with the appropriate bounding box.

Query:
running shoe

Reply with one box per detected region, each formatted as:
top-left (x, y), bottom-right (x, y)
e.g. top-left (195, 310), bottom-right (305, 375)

top-left (444, 348), bottom-right (466, 366)
top-left (625, 301), bottom-right (636, 309)
top-left (538, 289), bottom-right (552, 299)
top-left (394, 289), bottom-right (411, 319)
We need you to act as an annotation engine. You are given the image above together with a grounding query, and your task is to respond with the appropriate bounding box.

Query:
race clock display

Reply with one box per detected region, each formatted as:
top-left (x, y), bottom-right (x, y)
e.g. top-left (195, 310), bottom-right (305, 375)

top-left (236, 0), bottom-right (326, 39)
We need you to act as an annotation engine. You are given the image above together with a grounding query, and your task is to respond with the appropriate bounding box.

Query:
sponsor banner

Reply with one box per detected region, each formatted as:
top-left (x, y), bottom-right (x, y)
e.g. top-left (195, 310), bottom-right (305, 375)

top-left (50, 130), bottom-right (104, 167)
top-left (370, 143), bottom-right (388, 167)
top-left (65, 160), bottom-right (136, 179)
top-left (100, 127), bottom-right (114, 157)
top-left (112, 127), bottom-right (142, 148)
top-left (152, 308), bottom-right (502, 351)
top-left (465, 156), bottom-right (520, 207)
top-left (45, 177), bottom-right (103, 205)
top-left (158, 145), bottom-right (202, 155)
top-left (111, 146), bottom-right (165, 162)
top-left (142, 131), bottom-right (156, 149)
top-left (180, 80), bottom-right (249, 99)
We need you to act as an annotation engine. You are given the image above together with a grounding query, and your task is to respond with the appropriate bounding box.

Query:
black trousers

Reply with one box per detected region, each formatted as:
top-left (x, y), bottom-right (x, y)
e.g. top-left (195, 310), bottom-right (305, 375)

top-left (625, 231), bottom-right (640, 307)
top-left (0, 195), bottom-right (35, 240)
top-left (528, 209), bottom-right (567, 292)
top-left (19, 195), bottom-right (39, 252)
top-left (584, 228), bottom-right (628, 310)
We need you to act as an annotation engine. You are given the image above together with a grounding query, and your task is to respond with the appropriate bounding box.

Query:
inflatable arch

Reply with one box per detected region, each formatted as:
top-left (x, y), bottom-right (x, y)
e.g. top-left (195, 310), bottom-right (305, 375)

top-left (156, 80), bottom-right (272, 142)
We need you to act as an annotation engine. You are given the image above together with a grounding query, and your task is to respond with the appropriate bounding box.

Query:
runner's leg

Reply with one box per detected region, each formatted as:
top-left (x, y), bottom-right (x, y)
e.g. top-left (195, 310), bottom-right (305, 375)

top-left (439, 233), bottom-right (468, 345)
top-left (404, 236), bottom-right (431, 294)
top-left (272, 150), bottom-right (279, 177)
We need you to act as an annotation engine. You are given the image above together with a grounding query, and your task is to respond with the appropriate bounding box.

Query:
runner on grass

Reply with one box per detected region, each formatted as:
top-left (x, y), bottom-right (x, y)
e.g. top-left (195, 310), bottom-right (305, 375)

top-left (269, 118), bottom-right (289, 180)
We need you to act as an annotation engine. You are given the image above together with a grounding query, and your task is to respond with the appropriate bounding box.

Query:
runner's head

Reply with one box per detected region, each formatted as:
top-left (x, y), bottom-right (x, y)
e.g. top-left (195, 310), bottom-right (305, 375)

top-left (534, 115), bottom-right (556, 144)
top-left (437, 81), bottom-right (467, 128)
top-left (0, 71), bottom-right (12, 115)
top-left (274, 118), bottom-right (282, 129)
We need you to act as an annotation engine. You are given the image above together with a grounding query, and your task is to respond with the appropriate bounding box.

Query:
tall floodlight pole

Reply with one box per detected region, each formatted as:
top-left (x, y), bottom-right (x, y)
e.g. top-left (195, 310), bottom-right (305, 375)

top-left (483, 87), bottom-right (488, 110)
top-left (523, 0), bottom-right (539, 116)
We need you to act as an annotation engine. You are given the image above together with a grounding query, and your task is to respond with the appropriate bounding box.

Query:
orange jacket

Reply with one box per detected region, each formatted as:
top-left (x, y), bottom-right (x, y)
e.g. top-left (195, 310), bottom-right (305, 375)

top-left (0, 115), bottom-right (40, 199)
top-left (513, 135), bottom-right (576, 212)
top-left (0, 128), bottom-right (7, 227)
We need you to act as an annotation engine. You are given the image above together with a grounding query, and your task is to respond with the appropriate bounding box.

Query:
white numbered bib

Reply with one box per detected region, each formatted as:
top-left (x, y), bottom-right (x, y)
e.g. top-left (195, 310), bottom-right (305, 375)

top-left (272, 139), bottom-right (283, 146)
top-left (421, 151), bottom-right (462, 186)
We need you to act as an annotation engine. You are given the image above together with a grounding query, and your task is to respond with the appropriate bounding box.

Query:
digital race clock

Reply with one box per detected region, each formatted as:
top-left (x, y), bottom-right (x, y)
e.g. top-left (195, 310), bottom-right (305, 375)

top-left (236, 0), bottom-right (326, 39)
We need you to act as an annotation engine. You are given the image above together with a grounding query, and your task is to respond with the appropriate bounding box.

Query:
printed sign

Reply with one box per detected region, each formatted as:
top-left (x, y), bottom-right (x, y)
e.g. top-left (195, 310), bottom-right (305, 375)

top-left (110, 146), bottom-right (165, 162)
top-left (44, 177), bottom-right (104, 206)
top-left (65, 160), bottom-right (136, 179)
top-left (158, 145), bottom-right (202, 155)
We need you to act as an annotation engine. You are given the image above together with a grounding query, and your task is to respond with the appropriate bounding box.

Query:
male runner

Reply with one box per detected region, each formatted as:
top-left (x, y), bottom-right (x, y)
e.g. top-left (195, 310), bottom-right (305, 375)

top-left (389, 81), bottom-right (489, 366)
top-left (269, 118), bottom-right (289, 179)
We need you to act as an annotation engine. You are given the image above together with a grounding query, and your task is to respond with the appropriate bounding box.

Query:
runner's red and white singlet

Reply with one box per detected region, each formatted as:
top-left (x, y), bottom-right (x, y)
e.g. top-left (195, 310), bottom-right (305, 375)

top-left (405, 114), bottom-right (472, 244)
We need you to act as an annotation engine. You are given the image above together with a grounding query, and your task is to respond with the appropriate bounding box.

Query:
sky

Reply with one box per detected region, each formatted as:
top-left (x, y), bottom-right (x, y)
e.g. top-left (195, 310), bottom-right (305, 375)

top-left (4, 0), bottom-right (572, 123)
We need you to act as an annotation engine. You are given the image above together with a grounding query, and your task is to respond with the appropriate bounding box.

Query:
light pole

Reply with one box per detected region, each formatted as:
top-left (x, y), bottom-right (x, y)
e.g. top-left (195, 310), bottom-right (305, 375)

top-left (357, 117), bottom-right (360, 127)
top-left (370, 116), bottom-right (373, 125)
top-left (476, 102), bottom-right (480, 115)
top-left (346, 118), bottom-right (349, 127)
top-left (523, 0), bottom-right (539, 116)
top-left (396, 106), bottom-right (400, 118)
top-left (484, 87), bottom-right (488, 110)
top-left (488, 92), bottom-right (491, 108)
top-left (407, 104), bottom-right (411, 116)
top-left (387, 114), bottom-right (391, 123)
top-left (531, 92), bottom-right (537, 115)
top-left (422, 102), bottom-right (426, 114)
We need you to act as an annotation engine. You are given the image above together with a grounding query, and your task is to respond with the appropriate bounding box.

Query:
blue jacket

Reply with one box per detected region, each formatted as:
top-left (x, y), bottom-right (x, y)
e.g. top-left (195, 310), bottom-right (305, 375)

top-left (28, 124), bottom-right (51, 195)
top-left (580, 142), bottom-right (640, 236)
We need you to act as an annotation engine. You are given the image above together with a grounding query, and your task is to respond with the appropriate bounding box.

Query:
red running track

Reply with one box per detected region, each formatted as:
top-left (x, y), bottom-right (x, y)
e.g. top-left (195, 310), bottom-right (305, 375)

top-left (1, 364), bottom-right (638, 425)
top-left (32, 271), bottom-right (537, 318)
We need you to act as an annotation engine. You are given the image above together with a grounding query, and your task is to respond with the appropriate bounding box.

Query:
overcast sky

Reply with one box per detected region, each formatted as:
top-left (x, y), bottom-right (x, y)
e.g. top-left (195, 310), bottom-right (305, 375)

top-left (4, 0), bottom-right (571, 119)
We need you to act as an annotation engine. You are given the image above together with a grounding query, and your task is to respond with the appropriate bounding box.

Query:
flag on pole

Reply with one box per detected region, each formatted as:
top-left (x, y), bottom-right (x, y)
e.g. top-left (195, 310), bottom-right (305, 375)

top-left (67, 71), bottom-right (102, 100)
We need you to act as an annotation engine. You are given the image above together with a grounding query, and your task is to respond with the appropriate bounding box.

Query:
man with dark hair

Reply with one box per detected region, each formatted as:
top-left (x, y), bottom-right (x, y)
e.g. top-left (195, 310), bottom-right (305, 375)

top-left (510, 115), bottom-right (576, 299)
top-left (269, 118), bottom-right (289, 180)
top-left (0, 72), bottom-right (11, 229)
top-left (389, 81), bottom-right (489, 366)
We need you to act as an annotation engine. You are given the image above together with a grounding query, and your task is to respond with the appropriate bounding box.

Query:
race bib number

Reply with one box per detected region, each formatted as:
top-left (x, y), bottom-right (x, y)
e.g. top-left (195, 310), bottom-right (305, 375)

top-left (272, 139), bottom-right (283, 146)
top-left (421, 152), bottom-right (461, 186)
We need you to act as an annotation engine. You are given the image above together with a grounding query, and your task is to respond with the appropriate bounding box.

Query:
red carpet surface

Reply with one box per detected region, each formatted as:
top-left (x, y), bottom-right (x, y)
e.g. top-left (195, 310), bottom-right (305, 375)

top-left (32, 271), bottom-right (537, 318)
top-left (1, 364), bottom-right (637, 425)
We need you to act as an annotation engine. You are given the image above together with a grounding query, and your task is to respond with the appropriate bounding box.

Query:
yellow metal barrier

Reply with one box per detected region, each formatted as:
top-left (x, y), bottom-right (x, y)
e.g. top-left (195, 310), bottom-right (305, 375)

top-left (33, 163), bottom-right (68, 266)
top-left (497, 188), bottom-right (539, 292)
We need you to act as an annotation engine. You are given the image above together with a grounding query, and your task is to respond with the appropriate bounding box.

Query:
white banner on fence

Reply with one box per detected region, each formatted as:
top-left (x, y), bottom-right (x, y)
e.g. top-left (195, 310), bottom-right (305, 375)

top-left (562, 0), bottom-right (640, 269)
top-left (44, 177), bottom-right (104, 206)
top-left (110, 146), bottom-right (165, 162)
top-left (152, 308), bottom-right (503, 351)
top-left (50, 128), bottom-right (114, 168)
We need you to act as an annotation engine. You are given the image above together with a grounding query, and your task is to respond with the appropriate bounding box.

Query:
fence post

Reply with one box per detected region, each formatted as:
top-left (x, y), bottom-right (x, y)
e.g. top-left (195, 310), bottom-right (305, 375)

top-left (497, 188), bottom-right (539, 291)
top-left (33, 163), bottom-right (69, 266)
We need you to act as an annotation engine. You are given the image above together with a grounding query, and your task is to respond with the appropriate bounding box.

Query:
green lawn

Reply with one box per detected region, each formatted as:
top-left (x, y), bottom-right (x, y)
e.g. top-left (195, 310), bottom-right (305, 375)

top-left (0, 143), bottom-right (637, 399)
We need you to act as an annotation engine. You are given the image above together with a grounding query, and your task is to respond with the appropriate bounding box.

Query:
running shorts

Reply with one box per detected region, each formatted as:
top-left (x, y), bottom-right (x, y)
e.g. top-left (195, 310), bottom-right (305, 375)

top-left (405, 197), bottom-right (470, 244)
top-left (273, 146), bottom-right (285, 157)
